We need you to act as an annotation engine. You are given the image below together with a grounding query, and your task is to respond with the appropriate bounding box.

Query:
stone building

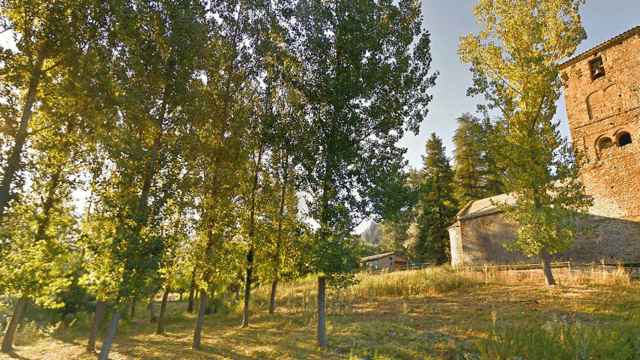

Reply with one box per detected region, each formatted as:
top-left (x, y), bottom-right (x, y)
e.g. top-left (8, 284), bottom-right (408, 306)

top-left (449, 26), bottom-right (640, 267)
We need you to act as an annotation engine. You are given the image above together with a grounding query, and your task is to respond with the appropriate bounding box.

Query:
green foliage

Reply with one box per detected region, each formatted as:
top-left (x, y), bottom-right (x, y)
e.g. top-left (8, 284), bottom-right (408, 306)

top-left (459, 0), bottom-right (592, 259)
top-left (452, 113), bottom-right (504, 205)
top-left (413, 134), bottom-right (457, 264)
top-left (292, 0), bottom-right (437, 276)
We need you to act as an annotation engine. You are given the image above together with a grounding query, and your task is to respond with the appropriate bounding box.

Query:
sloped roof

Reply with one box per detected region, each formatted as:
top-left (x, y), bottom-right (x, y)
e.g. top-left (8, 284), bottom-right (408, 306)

top-left (560, 25), bottom-right (640, 69)
top-left (360, 251), bottom-right (405, 263)
top-left (455, 193), bottom-right (516, 221)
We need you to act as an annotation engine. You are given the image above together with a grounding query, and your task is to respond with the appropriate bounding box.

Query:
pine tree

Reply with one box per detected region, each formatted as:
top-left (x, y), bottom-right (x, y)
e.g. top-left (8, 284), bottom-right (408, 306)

top-left (414, 134), bottom-right (457, 264)
top-left (452, 113), bottom-right (504, 205)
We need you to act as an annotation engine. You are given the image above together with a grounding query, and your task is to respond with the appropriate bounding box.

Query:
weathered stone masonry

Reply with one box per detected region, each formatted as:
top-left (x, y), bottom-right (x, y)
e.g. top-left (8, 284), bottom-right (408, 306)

top-left (449, 26), bottom-right (640, 267)
top-left (561, 26), bottom-right (640, 222)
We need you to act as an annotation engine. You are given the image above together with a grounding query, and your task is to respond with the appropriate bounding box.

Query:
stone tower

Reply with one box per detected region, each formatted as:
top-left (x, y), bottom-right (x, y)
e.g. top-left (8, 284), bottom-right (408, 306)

top-left (560, 26), bottom-right (640, 222)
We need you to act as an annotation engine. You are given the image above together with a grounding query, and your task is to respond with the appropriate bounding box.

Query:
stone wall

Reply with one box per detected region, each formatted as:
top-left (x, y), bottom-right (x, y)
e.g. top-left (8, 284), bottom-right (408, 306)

top-left (561, 29), bottom-right (640, 221)
top-left (450, 28), bottom-right (640, 267)
top-left (452, 210), bottom-right (640, 266)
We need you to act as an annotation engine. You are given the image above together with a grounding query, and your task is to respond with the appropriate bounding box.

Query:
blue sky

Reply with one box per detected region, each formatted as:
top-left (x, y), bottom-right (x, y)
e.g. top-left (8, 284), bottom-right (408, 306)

top-left (400, 0), bottom-right (640, 169)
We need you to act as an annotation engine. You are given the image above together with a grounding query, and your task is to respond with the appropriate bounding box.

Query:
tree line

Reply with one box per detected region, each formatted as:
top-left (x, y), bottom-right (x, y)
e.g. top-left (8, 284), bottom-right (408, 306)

top-left (0, 0), bottom-right (593, 357)
top-left (0, 0), bottom-right (436, 356)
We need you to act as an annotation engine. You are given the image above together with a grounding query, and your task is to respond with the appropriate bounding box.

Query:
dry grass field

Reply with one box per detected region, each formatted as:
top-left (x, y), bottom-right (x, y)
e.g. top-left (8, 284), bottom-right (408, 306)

top-left (1, 267), bottom-right (639, 360)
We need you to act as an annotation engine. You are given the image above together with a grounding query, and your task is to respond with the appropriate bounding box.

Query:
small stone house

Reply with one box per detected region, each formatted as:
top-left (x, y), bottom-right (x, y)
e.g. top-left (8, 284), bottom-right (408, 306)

top-left (361, 252), bottom-right (408, 271)
top-left (449, 25), bottom-right (640, 267)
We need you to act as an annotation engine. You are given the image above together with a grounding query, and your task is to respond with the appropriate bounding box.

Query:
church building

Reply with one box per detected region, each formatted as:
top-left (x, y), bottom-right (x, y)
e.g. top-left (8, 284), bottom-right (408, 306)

top-left (448, 25), bottom-right (640, 267)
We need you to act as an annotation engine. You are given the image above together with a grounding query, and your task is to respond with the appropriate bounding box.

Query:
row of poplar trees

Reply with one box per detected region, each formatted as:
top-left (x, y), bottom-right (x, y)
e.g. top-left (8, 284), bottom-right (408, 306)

top-left (0, 0), bottom-right (437, 357)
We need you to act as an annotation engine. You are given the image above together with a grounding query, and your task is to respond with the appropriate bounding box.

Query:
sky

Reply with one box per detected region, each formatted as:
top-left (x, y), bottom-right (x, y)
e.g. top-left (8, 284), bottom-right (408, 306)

top-left (400, 0), bottom-right (640, 169)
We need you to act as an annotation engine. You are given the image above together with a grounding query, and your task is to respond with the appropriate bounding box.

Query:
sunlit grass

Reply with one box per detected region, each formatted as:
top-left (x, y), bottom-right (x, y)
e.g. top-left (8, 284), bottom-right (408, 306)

top-left (1, 266), bottom-right (638, 359)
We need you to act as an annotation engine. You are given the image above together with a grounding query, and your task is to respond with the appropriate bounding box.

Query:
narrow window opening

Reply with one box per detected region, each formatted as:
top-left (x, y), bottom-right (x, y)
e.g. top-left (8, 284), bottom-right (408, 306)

top-left (589, 56), bottom-right (605, 80)
top-left (597, 137), bottom-right (613, 157)
top-left (617, 132), bottom-right (632, 147)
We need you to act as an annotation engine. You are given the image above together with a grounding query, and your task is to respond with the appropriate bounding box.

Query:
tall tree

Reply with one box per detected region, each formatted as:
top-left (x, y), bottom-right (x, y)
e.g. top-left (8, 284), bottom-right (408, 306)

top-left (186, 0), bottom-right (255, 347)
top-left (459, 0), bottom-right (592, 285)
top-left (76, 1), bottom-right (210, 357)
top-left (413, 133), bottom-right (457, 264)
top-left (0, 0), bottom-right (94, 220)
top-left (0, 104), bottom-right (84, 352)
top-left (291, 0), bottom-right (437, 346)
top-left (452, 113), bottom-right (504, 205)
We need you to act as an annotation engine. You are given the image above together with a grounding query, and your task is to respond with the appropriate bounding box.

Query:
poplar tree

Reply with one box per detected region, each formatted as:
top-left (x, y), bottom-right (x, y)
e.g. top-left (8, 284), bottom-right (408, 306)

top-left (76, 1), bottom-right (209, 356)
top-left (459, 0), bottom-right (592, 285)
top-left (0, 0), bottom-right (96, 220)
top-left (291, 0), bottom-right (437, 346)
top-left (186, 0), bottom-right (255, 347)
top-left (0, 109), bottom-right (84, 353)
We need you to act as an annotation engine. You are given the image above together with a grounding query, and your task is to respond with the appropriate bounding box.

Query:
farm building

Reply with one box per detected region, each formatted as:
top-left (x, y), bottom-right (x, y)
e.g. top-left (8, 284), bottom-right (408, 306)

top-left (361, 252), bottom-right (408, 271)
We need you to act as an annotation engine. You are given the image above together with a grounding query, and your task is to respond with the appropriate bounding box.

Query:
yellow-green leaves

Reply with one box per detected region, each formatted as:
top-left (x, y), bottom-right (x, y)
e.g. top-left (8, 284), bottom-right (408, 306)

top-left (459, 0), bottom-right (591, 258)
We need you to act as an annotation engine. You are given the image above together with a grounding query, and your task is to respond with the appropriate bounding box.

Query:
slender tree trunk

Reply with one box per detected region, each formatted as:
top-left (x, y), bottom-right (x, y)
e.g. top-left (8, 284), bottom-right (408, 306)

top-left (270, 153), bottom-right (289, 315)
top-left (241, 146), bottom-right (263, 328)
top-left (187, 267), bottom-right (196, 313)
top-left (268, 279), bottom-right (278, 315)
top-left (129, 300), bottom-right (136, 320)
top-left (1, 297), bottom-right (27, 353)
top-left (87, 300), bottom-right (106, 353)
top-left (317, 276), bottom-right (327, 348)
top-left (98, 310), bottom-right (120, 360)
top-left (241, 247), bottom-right (254, 328)
top-left (148, 295), bottom-right (157, 323)
top-left (541, 250), bottom-right (556, 286)
top-left (156, 286), bottom-right (170, 335)
top-left (0, 49), bottom-right (46, 221)
top-left (192, 292), bottom-right (208, 350)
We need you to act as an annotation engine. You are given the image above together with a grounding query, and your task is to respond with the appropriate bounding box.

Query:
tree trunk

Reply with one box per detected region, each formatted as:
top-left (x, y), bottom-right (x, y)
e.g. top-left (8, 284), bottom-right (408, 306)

top-left (541, 250), bottom-right (556, 286)
top-left (148, 294), bottom-right (157, 322)
top-left (129, 300), bottom-right (136, 320)
top-left (87, 300), bottom-right (106, 353)
top-left (240, 145), bottom-right (263, 328)
top-left (192, 292), bottom-right (208, 350)
top-left (268, 279), bottom-right (278, 315)
top-left (241, 247), bottom-right (254, 328)
top-left (98, 310), bottom-right (120, 360)
top-left (187, 267), bottom-right (196, 313)
top-left (317, 276), bottom-right (327, 348)
top-left (1, 297), bottom-right (27, 353)
top-left (0, 49), bottom-right (46, 221)
top-left (270, 152), bottom-right (288, 315)
top-left (156, 286), bottom-right (170, 335)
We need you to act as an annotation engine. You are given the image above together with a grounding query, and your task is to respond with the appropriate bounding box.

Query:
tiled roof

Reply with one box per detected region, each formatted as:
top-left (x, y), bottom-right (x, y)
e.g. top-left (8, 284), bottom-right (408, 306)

top-left (560, 25), bottom-right (640, 69)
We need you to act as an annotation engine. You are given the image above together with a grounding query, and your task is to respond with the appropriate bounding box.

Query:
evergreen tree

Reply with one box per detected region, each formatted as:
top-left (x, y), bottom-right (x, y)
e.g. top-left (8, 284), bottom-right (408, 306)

top-left (452, 113), bottom-right (504, 205)
top-left (413, 134), bottom-right (457, 264)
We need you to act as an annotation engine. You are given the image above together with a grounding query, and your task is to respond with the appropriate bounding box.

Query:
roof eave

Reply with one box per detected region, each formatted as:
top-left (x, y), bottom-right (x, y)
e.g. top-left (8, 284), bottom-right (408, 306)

top-left (559, 26), bottom-right (640, 70)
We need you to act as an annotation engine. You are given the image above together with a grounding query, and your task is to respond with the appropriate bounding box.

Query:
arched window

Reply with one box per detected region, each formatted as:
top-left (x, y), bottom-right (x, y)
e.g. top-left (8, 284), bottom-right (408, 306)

top-left (597, 137), bottom-right (614, 151)
top-left (617, 132), bottom-right (632, 147)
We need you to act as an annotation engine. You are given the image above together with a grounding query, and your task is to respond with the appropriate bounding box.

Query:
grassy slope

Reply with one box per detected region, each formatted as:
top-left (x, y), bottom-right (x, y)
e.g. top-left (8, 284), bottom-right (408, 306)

top-left (1, 267), bottom-right (639, 360)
